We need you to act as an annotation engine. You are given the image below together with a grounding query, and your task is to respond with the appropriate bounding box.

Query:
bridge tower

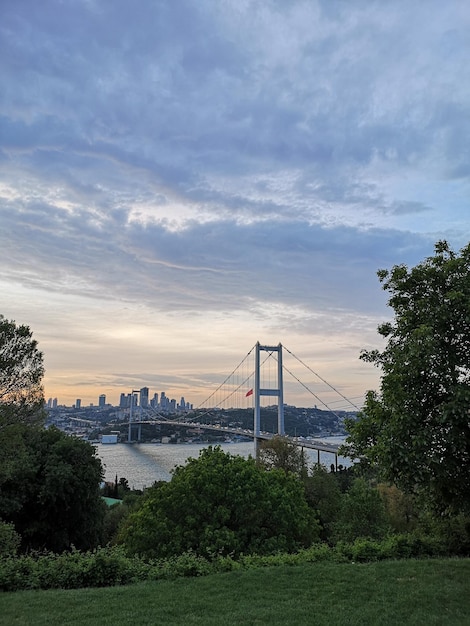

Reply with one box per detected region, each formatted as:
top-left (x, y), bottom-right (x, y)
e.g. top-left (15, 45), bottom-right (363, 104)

top-left (128, 390), bottom-right (142, 443)
top-left (254, 342), bottom-right (284, 455)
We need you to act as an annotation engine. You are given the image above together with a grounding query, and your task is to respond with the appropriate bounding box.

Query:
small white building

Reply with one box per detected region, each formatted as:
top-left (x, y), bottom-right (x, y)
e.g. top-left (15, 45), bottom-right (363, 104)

top-left (101, 434), bottom-right (118, 444)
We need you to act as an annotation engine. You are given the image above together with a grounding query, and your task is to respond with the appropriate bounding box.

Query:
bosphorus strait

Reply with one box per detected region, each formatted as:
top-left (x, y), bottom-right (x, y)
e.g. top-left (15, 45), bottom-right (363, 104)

top-left (96, 438), bottom-right (349, 489)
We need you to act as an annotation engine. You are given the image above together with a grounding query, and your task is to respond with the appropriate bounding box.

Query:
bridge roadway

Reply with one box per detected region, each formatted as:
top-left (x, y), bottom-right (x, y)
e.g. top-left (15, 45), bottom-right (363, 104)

top-left (122, 418), bottom-right (341, 455)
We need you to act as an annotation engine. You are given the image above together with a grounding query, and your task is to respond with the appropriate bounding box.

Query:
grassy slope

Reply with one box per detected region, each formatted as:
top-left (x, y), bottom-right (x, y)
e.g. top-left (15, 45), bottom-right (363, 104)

top-left (1, 559), bottom-right (469, 626)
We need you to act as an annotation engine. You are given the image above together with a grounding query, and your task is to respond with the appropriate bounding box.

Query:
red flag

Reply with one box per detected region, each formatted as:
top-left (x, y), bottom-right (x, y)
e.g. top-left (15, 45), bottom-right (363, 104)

top-left (245, 389), bottom-right (253, 397)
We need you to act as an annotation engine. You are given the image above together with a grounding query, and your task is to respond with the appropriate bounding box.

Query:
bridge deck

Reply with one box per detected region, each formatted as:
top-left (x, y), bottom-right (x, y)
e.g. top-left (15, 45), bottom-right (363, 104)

top-left (122, 418), bottom-right (341, 454)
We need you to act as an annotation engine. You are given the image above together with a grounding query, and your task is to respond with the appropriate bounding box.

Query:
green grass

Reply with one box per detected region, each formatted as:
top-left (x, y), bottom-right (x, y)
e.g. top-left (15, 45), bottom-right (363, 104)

top-left (1, 559), bottom-right (469, 626)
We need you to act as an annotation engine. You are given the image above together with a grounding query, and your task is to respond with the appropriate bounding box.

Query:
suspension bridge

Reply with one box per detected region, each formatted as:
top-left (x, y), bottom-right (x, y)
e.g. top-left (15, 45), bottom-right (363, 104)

top-left (123, 342), bottom-right (362, 465)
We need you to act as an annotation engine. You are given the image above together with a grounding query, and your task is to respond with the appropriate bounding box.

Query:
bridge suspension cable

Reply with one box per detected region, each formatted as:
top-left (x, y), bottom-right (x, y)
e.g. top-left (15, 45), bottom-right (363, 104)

top-left (282, 344), bottom-right (363, 413)
top-left (194, 341), bottom-right (362, 418)
top-left (196, 344), bottom-right (257, 410)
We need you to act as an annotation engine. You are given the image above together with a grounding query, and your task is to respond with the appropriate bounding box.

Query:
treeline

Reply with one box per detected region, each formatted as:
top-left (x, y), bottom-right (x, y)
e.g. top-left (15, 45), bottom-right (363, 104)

top-left (1, 439), bottom-right (469, 592)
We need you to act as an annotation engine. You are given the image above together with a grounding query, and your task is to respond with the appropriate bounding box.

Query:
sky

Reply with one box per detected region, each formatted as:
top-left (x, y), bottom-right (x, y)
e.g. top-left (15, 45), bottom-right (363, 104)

top-left (1, 0), bottom-right (469, 410)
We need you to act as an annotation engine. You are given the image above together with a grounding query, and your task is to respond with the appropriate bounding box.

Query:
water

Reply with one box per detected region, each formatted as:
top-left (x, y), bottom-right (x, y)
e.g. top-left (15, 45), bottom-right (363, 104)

top-left (96, 438), bottom-right (349, 490)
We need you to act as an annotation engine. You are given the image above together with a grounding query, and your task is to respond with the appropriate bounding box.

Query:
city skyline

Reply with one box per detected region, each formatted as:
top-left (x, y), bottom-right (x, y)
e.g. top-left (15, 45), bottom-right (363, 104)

top-left (47, 388), bottom-right (193, 411)
top-left (1, 2), bottom-right (469, 408)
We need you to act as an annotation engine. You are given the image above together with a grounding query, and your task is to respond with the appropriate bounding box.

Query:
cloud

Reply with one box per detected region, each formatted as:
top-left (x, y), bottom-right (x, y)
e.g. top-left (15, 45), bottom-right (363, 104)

top-left (1, 0), bottom-right (468, 405)
top-left (0, 185), bottom-right (432, 318)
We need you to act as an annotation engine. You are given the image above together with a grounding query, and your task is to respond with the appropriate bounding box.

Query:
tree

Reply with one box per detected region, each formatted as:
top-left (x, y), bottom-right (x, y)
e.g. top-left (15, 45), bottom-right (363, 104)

top-left (377, 484), bottom-right (417, 533)
top-left (0, 520), bottom-right (21, 558)
top-left (0, 315), bottom-right (106, 551)
top-left (343, 241), bottom-right (470, 514)
top-left (0, 426), bottom-right (106, 552)
top-left (332, 478), bottom-right (389, 543)
top-left (118, 446), bottom-right (319, 559)
top-left (257, 435), bottom-right (308, 478)
top-left (303, 465), bottom-right (342, 541)
top-left (0, 315), bottom-right (45, 427)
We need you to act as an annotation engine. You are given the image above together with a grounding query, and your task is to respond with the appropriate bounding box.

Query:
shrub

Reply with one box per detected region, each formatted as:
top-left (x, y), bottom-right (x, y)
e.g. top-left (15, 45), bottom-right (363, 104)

top-left (118, 446), bottom-right (319, 559)
top-left (0, 520), bottom-right (21, 558)
top-left (332, 478), bottom-right (389, 543)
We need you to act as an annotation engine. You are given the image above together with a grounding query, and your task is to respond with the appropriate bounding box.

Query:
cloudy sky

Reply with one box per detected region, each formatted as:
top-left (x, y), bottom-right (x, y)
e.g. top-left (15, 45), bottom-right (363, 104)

top-left (1, 0), bottom-right (469, 409)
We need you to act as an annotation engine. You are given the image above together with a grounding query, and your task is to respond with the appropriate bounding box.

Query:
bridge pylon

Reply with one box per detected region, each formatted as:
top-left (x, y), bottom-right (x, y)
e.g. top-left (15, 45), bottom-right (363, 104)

top-left (254, 342), bottom-right (284, 456)
top-left (128, 390), bottom-right (142, 443)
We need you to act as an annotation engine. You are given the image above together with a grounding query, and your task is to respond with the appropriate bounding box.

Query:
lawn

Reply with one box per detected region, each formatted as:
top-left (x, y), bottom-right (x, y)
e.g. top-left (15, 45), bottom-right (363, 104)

top-left (1, 558), bottom-right (469, 625)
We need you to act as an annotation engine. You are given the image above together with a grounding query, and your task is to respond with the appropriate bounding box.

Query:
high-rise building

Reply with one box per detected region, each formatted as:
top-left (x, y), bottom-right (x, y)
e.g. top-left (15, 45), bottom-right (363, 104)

top-left (150, 392), bottom-right (159, 408)
top-left (140, 387), bottom-right (149, 408)
top-left (52, 398), bottom-right (58, 409)
top-left (75, 399), bottom-right (81, 409)
top-left (99, 394), bottom-right (106, 408)
top-left (119, 393), bottom-right (128, 408)
top-left (126, 393), bottom-right (138, 408)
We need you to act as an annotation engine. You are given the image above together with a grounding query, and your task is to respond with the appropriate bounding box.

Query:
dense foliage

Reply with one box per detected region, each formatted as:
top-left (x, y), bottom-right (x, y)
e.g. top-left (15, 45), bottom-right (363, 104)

top-left (0, 315), bottom-right (106, 552)
top-left (257, 435), bottom-right (308, 477)
top-left (1, 536), bottom-right (468, 593)
top-left (303, 465), bottom-right (342, 541)
top-left (0, 315), bottom-right (45, 427)
top-left (0, 425), bottom-right (106, 552)
top-left (332, 478), bottom-right (389, 543)
top-left (118, 446), bottom-right (319, 559)
top-left (344, 241), bottom-right (470, 514)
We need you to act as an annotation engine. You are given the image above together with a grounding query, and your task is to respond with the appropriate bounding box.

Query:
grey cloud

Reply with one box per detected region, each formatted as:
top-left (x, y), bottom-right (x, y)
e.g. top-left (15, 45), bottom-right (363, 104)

top-left (0, 188), bottom-right (432, 322)
top-left (0, 0), bottom-right (468, 331)
top-left (3, 1), bottom-right (468, 180)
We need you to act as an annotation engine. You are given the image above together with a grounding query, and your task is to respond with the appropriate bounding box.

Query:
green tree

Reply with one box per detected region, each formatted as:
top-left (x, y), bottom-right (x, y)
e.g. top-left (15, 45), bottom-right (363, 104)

top-left (0, 315), bottom-right (45, 427)
top-left (0, 426), bottom-right (106, 552)
top-left (343, 241), bottom-right (470, 514)
top-left (332, 478), bottom-right (389, 543)
top-left (377, 484), bottom-right (417, 533)
top-left (118, 446), bottom-right (319, 559)
top-left (303, 465), bottom-right (342, 541)
top-left (0, 315), bottom-right (106, 551)
top-left (0, 520), bottom-right (21, 558)
top-left (257, 435), bottom-right (308, 478)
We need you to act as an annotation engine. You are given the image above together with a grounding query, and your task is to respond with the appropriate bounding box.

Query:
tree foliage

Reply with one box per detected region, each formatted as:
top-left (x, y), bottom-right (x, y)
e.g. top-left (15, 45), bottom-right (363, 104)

top-left (332, 478), bottom-right (390, 543)
top-left (257, 435), bottom-right (308, 478)
top-left (0, 426), bottom-right (105, 552)
top-left (0, 315), bottom-right (45, 427)
top-left (118, 446), bottom-right (319, 559)
top-left (0, 520), bottom-right (21, 558)
top-left (303, 465), bottom-right (342, 541)
top-left (343, 241), bottom-right (470, 513)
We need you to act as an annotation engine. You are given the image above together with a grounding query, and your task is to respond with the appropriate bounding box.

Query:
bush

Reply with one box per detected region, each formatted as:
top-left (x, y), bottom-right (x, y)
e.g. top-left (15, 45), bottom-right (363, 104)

top-left (332, 478), bottom-right (389, 543)
top-left (1, 524), bottom-right (468, 593)
top-left (118, 446), bottom-right (319, 559)
top-left (416, 512), bottom-right (470, 557)
top-left (0, 521), bottom-right (21, 558)
top-left (0, 547), bottom-right (155, 592)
